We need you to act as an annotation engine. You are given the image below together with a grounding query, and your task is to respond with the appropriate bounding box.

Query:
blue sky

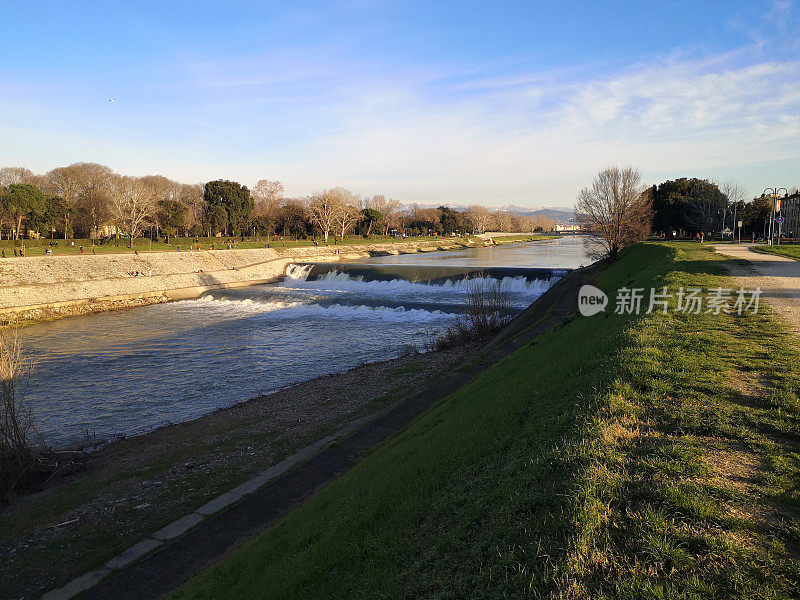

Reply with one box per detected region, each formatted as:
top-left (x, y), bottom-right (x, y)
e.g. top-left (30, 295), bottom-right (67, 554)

top-left (1, 1), bottom-right (798, 207)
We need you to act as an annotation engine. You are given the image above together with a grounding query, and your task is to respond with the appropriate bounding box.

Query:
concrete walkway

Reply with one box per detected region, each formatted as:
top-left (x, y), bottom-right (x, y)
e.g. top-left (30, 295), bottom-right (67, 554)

top-left (38, 268), bottom-right (588, 600)
top-left (712, 244), bottom-right (800, 332)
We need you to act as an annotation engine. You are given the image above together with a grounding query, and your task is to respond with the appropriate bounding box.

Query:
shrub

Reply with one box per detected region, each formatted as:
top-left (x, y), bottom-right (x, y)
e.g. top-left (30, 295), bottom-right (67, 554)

top-left (0, 329), bottom-right (39, 501)
top-left (431, 277), bottom-right (513, 351)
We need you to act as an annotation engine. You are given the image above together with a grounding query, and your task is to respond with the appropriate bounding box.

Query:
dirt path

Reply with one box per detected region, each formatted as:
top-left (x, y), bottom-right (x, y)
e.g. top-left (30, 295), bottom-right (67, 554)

top-left (712, 244), bottom-right (800, 332)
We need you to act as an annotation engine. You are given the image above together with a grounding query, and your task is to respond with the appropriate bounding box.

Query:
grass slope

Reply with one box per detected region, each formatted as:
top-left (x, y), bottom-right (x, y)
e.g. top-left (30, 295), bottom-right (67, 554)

top-left (172, 243), bottom-right (800, 599)
top-left (751, 244), bottom-right (800, 261)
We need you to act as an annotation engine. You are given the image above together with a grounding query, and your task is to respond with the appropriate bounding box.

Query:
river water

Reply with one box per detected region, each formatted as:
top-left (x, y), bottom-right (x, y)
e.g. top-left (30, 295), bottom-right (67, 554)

top-left (20, 236), bottom-right (588, 447)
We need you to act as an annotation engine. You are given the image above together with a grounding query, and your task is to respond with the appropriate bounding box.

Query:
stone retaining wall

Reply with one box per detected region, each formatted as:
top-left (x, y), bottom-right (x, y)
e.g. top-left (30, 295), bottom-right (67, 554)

top-left (0, 240), bottom-right (474, 325)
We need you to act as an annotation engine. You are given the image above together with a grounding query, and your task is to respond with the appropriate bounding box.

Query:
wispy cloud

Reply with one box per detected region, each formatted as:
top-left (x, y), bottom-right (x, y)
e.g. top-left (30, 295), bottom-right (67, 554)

top-left (1, 2), bottom-right (798, 207)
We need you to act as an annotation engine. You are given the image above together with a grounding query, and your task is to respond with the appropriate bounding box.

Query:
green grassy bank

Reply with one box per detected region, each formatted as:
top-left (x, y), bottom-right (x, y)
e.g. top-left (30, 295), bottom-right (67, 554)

top-left (172, 243), bottom-right (800, 599)
top-left (0, 235), bottom-right (486, 257)
top-left (489, 233), bottom-right (561, 245)
top-left (752, 244), bottom-right (800, 261)
top-left (0, 234), bottom-right (567, 258)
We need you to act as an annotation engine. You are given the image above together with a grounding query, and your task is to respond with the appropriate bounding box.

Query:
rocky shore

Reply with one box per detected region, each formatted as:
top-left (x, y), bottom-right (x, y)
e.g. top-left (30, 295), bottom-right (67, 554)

top-left (0, 345), bottom-right (472, 599)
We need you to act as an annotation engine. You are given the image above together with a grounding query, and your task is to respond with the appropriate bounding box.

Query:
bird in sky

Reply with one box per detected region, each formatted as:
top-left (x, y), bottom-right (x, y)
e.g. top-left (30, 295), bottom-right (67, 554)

top-left (108, 98), bottom-right (117, 103)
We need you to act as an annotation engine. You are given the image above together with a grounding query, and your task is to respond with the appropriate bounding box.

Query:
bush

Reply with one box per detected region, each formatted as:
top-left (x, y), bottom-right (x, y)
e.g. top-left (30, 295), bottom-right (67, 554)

top-left (430, 278), bottom-right (513, 351)
top-left (0, 329), bottom-right (42, 501)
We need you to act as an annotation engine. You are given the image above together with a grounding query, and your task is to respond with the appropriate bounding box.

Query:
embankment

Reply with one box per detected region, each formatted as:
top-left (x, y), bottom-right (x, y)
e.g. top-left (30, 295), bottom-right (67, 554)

top-left (166, 243), bottom-right (800, 599)
top-left (0, 239), bottom-right (474, 325)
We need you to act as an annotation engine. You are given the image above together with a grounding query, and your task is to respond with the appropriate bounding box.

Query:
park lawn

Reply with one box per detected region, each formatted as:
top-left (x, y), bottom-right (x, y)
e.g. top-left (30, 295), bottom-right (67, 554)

top-left (490, 233), bottom-right (561, 244)
top-left (751, 244), bottom-right (800, 261)
top-left (171, 242), bottom-right (800, 599)
top-left (0, 235), bottom-right (482, 257)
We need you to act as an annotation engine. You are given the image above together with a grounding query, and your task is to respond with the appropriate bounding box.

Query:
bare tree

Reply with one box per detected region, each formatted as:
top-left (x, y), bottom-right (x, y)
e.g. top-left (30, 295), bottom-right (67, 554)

top-left (467, 205), bottom-right (492, 234)
top-left (720, 180), bottom-right (748, 239)
top-left (577, 166), bottom-right (652, 260)
top-left (251, 179), bottom-right (284, 236)
top-left (365, 195), bottom-right (401, 234)
top-left (46, 165), bottom-right (85, 239)
top-left (73, 163), bottom-right (114, 238)
top-left (1, 329), bottom-right (37, 500)
top-left (178, 183), bottom-right (204, 234)
top-left (252, 179), bottom-right (284, 208)
top-left (330, 188), bottom-right (360, 239)
top-left (109, 176), bottom-right (157, 247)
top-left (492, 210), bottom-right (513, 232)
top-left (139, 175), bottom-right (181, 238)
top-left (307, 189), bottom-right (342, 242)
top-left (0, 167), bottom-right (36, 188)
top-left (532, 214), bottom-right (555, 231)
top-left (720, 181), bottom-right (747, 207)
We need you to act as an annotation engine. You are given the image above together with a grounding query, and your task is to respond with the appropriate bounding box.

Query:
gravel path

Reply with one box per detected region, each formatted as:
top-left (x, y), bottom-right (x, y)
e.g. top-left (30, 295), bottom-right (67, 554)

top-left (712, 244), bottom-right (800, 332)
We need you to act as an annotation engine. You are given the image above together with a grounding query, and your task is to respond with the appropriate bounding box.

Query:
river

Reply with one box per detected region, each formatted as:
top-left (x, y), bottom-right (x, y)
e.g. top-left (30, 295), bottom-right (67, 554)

top-left (20, 236), bottom-right (589, 447)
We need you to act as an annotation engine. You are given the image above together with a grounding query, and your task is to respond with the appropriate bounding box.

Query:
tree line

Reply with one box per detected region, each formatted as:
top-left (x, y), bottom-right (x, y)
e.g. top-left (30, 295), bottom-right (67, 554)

top-left (0, 164), bottom-right (556, 246)
top-left (578, 168), bottom-right (800, 261)
top-left (650, 177), bottom-right (799, 239)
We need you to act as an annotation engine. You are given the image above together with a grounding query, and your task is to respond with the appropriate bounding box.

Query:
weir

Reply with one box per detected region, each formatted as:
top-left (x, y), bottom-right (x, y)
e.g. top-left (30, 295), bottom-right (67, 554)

top-left (287, 262), bottom-right (568, 284)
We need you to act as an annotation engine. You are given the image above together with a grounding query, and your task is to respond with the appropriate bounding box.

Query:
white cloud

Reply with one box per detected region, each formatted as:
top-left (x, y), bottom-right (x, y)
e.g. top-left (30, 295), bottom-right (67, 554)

top-left (1, 36), bottom-right (798, 208)
top-left (263, 49), bottom-right (800, 205)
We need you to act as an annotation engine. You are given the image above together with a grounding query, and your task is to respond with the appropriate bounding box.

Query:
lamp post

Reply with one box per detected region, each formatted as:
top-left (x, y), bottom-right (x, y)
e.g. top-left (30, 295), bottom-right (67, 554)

top-left (765, 187), bottom-right (788, 246)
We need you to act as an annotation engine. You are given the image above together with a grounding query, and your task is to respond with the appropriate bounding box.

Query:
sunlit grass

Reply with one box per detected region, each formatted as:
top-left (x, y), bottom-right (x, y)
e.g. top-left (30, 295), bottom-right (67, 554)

top-left (169, 243), bottom-right (800, 599)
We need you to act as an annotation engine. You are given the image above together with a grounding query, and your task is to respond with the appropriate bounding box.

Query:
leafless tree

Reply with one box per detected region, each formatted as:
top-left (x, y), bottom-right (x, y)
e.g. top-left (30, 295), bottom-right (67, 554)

top-left (178, 183), bottom-right (204, 233)
top-left (719, 180), bottom-right (748, 237)
top-left (330, 188), bottom-right (360, 239)
top-left (252, 179), bottom-right (284, 207)
top-left (533, 215), bottom-right (555, 231)
top-left (138, 175), bottom-right (181, 238)
top-left (577, 166), bottom-right (652, 260)
top-left (307, 189), bottom-right (343, 242)
top-left (467, 205), bottom-right (492, 233)
top-left (686, 204), bottom-right (718, 234)
top-left (73, 163), bottom-right (114, 238)
top-left (0, 167), bottom-right (36, 188)
top-left (109, 176), bottom-right (157, 247)
top-left (251, 179), bottom-right (284, 234)
top-left (365, 195), bottom-right (402, 234)
top-left (720, 181), bottom-right (747, 207)
top-left (491, 210), bottom-right (513, 232)
top-left (1, 329), bottom-right (37, 500)
top-left (46, 165), bottom-right (84, 239)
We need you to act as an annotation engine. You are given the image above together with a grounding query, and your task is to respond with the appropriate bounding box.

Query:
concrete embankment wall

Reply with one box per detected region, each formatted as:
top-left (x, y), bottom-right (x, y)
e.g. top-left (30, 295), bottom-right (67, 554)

top-left (0, 240), bottom-right (474, 325)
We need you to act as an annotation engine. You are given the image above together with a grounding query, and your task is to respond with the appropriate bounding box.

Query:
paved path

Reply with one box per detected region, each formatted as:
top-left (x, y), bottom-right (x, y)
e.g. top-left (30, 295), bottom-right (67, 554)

top-left (712, 244), bottom-right (800, 332)
top-left (51, 268), bottom-right (588, 600)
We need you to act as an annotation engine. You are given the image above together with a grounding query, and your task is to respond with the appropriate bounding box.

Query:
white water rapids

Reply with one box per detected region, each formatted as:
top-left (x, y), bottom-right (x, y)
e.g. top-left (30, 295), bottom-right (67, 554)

top-left (19, 238), bottom-right (586, 447)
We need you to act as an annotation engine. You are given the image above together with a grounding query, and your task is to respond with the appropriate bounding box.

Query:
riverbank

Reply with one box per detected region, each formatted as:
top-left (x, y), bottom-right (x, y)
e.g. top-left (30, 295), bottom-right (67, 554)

top-left (0, 237), bottom-right (482, 326)
top-left (0, 345), bottom-right (473, 599)
top-left (165, 243), bottom-right (800, 599)
top-left (0, 235), bottom-right (470, 257)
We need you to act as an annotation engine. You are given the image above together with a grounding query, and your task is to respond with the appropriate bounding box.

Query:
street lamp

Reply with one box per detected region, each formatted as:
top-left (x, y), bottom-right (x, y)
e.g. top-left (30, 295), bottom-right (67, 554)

top-left (765, 187), bottom-right (788, 246)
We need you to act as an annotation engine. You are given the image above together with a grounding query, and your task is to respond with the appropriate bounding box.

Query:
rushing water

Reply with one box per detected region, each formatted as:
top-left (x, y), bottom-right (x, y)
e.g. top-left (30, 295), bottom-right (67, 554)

top-left (20, 236), bottom-right (588, 447)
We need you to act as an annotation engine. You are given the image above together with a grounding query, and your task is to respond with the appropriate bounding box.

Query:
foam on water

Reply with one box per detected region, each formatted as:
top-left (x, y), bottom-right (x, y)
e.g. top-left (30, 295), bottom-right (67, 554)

top-left (282, 264), bottom-right (556, 298)
top-left (22, 254), bottom-right (567, 447)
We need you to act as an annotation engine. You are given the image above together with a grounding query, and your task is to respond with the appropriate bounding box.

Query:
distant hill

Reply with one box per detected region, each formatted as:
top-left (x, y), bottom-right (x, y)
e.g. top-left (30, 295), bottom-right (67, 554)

top-left (502, 206), bottom-right (576, 223)
top-left (401, 203), bottom-right (577, 222)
